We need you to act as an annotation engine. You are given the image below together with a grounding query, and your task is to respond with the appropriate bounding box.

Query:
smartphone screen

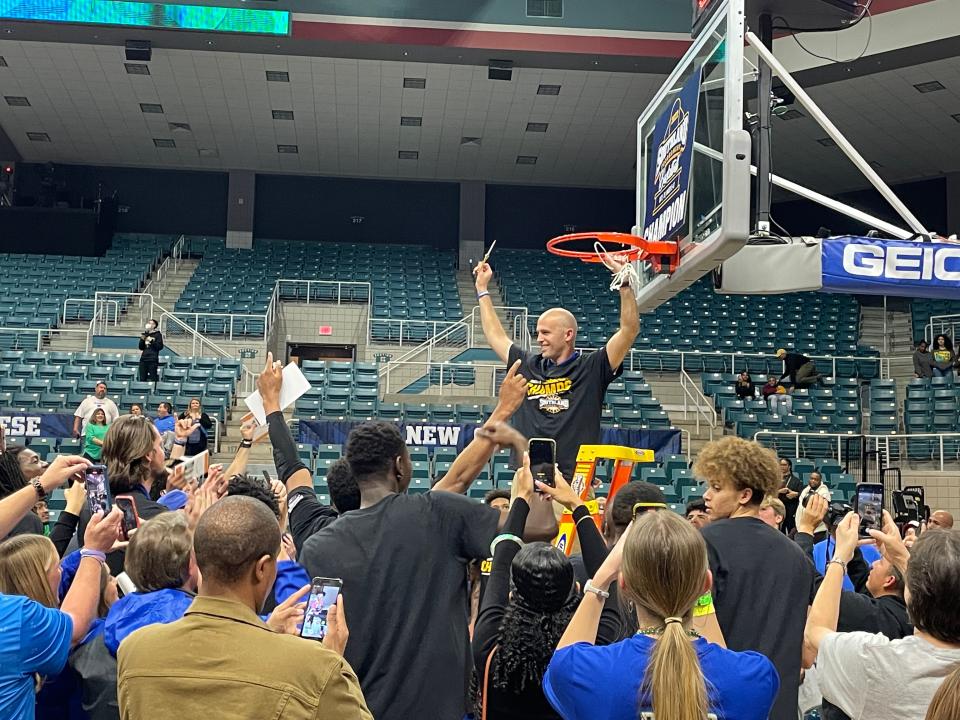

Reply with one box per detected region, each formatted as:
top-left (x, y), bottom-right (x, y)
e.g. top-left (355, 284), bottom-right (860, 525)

top-left (854, 484), bottom-right (884, 537)
top-left (528, 438), bottom-right (556, 489)
top-left (114, 495), bottom-right (139, 539)
top-left (84, 465), bottom-right (111, 515)
top-left (300, 578), bottom-right (342, 641)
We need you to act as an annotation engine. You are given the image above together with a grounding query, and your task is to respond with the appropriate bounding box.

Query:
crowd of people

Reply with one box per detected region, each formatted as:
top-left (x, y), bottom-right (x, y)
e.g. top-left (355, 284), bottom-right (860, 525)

top-left (1, 345), bottom-right (959, 719)
top-left (70, 380), bottom-right (213, 461)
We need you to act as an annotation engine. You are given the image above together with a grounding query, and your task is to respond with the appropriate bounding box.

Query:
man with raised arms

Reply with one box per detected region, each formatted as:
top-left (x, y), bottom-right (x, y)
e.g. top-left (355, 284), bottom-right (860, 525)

top-left (473, 258), bottom-right (639, 479)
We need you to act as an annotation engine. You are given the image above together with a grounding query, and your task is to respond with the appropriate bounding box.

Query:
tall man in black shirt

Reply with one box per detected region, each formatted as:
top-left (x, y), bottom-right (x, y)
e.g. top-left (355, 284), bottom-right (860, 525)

top-left (474, 259), bottom-right (639, 478)
top-left (695, 436), bottom-right (815, 720)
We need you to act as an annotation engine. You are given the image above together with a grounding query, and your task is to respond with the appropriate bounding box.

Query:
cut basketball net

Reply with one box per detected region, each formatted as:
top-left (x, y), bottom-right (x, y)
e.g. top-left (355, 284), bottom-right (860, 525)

top-left (546, 231), bottom-right (681, 292)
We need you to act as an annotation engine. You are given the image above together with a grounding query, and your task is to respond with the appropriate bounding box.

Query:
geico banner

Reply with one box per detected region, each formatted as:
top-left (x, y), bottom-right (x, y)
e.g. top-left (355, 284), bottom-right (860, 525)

top-left (0, 412), bottom-right (75, 439)
top-left (822, 236), bottom-right (960, 299)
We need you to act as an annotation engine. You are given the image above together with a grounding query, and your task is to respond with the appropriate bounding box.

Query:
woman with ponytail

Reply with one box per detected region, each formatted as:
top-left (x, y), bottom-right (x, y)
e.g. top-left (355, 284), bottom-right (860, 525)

top-left (544, 510), bottom-right (778, 720)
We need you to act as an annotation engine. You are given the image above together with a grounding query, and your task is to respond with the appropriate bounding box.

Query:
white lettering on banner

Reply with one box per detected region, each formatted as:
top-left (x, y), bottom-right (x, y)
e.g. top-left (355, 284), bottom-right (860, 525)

top-left (644, 191), bottom-right (687, 241)
top-left (404, 425), bottom-right (462, 446)
top-left (0, 415), bottom-right (42, 437)
top-left (842, 244), bottom-right (960, 281)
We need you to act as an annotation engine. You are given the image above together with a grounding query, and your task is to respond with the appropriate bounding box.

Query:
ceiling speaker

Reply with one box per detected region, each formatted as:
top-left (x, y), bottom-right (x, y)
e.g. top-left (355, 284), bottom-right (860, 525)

top-left (488, 59), bottom-right (513, 81)
top-left (125, 40), bottom-right (152, 62)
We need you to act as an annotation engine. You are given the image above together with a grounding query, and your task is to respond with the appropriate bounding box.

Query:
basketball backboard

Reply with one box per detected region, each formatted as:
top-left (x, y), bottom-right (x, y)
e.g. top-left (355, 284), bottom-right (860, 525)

top-left (631, 0), bottom-right (752, 313)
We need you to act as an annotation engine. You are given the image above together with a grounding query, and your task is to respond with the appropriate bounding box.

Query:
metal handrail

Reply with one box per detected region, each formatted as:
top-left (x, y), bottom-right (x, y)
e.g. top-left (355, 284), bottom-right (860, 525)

top-left (679, 369), bottom-right (717, 440)
top-left (63, 298), bottom-right (119, 327)
top-left (754, 430), bottom-right (960, 471)
top-left (572, 347), bottom-right (884, 377)
top-left (378, 359), bottom-right (501, 396)
top-left (0, 326), bottom-right (93, 352)
top-left (926, 314), bottom-right (960, 344)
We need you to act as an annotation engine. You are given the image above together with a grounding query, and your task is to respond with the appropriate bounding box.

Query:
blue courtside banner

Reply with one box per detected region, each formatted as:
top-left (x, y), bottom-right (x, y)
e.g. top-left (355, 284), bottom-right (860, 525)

top-left (822, 236), bottom-right (960, 299)
top-left (0, 411), bottom-right (75, 439)
top-left (642, 68), bottom-right (701, 243)
top-left (299, 420), bottom-right (681, 466)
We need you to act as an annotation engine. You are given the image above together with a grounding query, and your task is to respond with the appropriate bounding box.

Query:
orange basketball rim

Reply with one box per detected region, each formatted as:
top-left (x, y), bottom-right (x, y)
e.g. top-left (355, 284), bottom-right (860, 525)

top-left (546, 231), bottom-right (680, 273)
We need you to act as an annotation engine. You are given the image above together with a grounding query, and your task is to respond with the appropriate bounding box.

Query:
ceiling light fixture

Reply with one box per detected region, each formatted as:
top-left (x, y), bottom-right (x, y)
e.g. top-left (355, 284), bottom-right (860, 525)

top-left (140, 102), bottom-right (163, 114)
top-left (153, 138), bottom-right (175, 148)
top-left (537, 84), bottom-right (561, 96)
top-left (4, 96), bottom-right (29, 106)
top-left (272, 109), bottom-right (294, 120)
top-left (525, 122), bottom-right (548, 132)
top-left (398, 150), bottom-right (419, 160)
top-left (266, 70), bottom-right (289, 82)
top-left (277, 144), bottom-right (298, 153)
top-left (403, 77), bottom-right (426, 89)
top-left (913, 81), bottom-right (945, 93)
top-left (516, 155), bottom-right (538, 165)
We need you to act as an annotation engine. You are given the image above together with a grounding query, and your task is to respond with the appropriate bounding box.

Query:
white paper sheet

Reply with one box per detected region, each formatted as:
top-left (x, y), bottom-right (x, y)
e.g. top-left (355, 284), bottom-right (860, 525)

top-left (243, 362), bottom-right (312, 425)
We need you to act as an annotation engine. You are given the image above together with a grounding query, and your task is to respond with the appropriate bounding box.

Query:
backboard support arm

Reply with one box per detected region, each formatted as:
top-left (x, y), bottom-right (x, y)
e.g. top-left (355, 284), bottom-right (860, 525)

top-left (745, 30), bottom-right (930, 238)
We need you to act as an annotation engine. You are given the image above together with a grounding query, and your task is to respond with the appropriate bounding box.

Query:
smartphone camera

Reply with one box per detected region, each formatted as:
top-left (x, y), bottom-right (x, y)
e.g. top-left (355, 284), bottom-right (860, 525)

top-left (300, 578), bottom-right (342, 641)
top-left (854, 483), bottom-right (884, 538)
top-left (528, 438), bottom-right (556, 490)
top-left (83, 465), bottom-right (111, 515)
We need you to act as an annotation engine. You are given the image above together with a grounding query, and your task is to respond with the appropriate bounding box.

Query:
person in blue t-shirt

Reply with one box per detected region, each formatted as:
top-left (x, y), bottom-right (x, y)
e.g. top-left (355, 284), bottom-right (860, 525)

top-left (0, 456), bottom-right (123, 720)
top-left (543, 509), bottom-right (779, 720)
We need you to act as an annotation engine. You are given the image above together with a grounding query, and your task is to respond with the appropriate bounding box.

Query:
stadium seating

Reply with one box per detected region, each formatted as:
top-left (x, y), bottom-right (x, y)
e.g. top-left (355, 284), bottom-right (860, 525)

top-left (496, 250), bottom-right (877, 372)
top-left (173, 239), bottom-right (462, 338)
top-left (911, 298), bottom-right (960, 341)
top-left (0, 350), bottom-right (240, 421)
top-left (903, 375), bottom-right (960, 461)
top-left (0, 236), bottom-right (167, 349)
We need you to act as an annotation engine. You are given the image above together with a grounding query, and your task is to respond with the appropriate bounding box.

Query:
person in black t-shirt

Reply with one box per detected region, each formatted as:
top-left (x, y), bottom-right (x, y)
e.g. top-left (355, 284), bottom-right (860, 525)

top-left (294, 417), bottom-right (558, 720)
top-left (473, 259), bottom-right (639, 478)
top-left (777, 457), bottom-right (804, 535)
top-left (695, 436), bottom-right (815, 720)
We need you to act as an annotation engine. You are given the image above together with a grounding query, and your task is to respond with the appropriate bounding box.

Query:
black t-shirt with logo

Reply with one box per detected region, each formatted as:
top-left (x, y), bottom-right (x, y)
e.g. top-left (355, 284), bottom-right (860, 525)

top-left (508, 344), bottom-right (621, 478)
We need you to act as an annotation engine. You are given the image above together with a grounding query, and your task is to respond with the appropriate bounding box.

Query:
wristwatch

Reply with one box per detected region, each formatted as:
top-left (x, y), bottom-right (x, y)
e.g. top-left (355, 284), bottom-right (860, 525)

top-left (31, 477), bottom-right (47, 500)
top-left (584, 580), bottom-right (610, 599)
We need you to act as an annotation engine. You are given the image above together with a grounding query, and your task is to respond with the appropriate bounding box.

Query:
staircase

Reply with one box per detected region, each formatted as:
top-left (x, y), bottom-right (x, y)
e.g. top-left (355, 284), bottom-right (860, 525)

top-left (642, 372), bottom-right (718, 456)
top-left (859, 304), bottom-right (914, 424)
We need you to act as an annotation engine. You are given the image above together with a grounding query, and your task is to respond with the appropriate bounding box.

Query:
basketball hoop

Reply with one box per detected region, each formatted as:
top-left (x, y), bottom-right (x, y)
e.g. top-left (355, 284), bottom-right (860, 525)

top-left (546, 232), bottom-right (681, 273)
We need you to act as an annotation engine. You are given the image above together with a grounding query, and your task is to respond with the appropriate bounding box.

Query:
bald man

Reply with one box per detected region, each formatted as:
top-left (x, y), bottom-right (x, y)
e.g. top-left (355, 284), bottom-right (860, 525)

top-left (474, 259), bottom-right (639, 477)
top-left (929, 510), bottom-right (954, 530)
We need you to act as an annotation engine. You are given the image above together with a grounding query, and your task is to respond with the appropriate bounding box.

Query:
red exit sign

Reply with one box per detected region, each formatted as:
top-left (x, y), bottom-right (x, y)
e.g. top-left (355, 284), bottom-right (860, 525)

top-left (319, 325), bottom-right (333, 336)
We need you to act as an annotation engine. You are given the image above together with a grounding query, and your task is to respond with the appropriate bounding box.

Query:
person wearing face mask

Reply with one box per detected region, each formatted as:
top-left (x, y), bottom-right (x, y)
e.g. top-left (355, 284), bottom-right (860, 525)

top-left (138, 319), bottom-right (163, 383)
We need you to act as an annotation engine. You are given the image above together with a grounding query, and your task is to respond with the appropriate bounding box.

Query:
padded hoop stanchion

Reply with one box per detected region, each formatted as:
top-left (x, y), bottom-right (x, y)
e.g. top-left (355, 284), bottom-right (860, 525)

top-left (546, 231), bottom-right (681, 273)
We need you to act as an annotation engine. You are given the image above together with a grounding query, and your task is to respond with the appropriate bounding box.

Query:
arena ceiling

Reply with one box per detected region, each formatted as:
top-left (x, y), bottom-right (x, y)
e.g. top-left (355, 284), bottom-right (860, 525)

top-left (0, 0), bottom-right (958, 195)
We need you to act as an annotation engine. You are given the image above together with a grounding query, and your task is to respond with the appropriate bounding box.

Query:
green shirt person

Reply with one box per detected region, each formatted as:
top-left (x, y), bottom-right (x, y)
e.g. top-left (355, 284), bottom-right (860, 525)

top-left (83, 408), bottom-right (110, 461)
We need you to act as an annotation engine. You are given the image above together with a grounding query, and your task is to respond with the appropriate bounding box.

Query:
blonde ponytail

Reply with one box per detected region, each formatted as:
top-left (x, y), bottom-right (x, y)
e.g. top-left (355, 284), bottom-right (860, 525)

top-left (621, 511), bottom-right (712, 720)
top-left (642, 620), bottom-right (709, 720)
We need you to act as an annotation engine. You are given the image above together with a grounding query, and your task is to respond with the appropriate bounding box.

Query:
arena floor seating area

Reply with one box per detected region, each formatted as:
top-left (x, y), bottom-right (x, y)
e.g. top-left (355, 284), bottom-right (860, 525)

top-left (174, 238), bottom-right (462, 338)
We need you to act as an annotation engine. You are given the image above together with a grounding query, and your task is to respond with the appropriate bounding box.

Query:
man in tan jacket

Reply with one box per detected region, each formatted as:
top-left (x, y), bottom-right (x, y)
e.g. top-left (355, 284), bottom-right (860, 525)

top-left (117, 495), bottom-right (371, 720)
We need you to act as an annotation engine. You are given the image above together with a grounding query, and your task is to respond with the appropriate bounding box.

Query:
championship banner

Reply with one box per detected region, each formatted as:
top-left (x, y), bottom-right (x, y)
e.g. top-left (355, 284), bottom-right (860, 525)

top-left (299, 419), bottom-right (681, 463)
top-left (642, 68), bottom-right (701, 243)
top-left (0, 411), bottom-right (75, 439)
top-left (821, 235), bottom-right (960, 299)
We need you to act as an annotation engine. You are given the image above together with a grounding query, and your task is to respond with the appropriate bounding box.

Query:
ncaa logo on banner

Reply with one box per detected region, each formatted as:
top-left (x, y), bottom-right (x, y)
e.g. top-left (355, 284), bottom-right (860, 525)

top-left (643, 68), bottom-right (702, 243)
